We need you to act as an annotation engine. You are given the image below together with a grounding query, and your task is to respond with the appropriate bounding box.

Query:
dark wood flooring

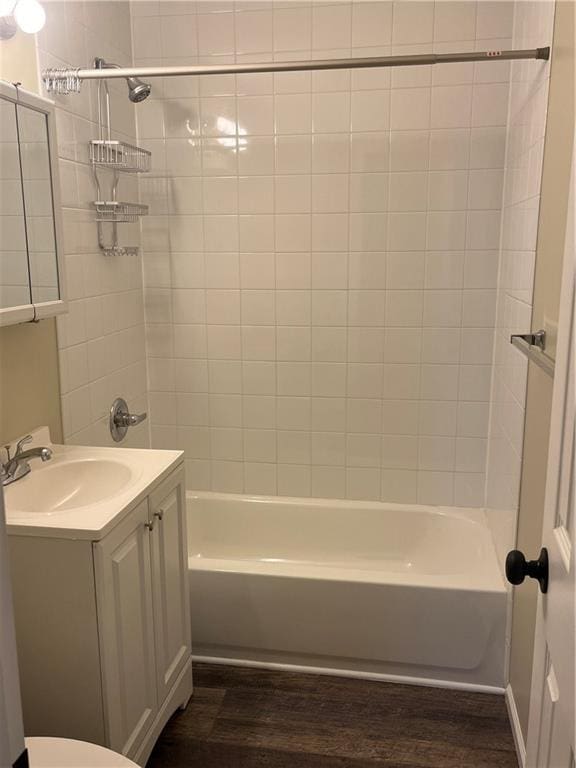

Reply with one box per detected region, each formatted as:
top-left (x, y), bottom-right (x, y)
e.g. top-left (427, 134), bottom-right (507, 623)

top-left (147, 663), bottom-right (518, 768)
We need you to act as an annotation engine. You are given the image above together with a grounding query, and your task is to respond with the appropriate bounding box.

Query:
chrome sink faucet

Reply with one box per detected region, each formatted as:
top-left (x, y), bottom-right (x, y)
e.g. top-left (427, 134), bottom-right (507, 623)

top-left (1, 435), bottom-right (53, 487)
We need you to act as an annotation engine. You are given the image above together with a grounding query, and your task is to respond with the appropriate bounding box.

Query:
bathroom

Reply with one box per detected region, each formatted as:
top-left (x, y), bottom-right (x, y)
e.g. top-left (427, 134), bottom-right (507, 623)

top-left (0, 0), bottom-right (573, 765)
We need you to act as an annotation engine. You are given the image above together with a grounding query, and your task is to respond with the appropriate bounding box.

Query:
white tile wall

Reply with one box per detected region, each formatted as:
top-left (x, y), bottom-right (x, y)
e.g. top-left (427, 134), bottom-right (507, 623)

top-left (37, 0), bottom-right (553, 507)
top-left (37, 1), bottom-right (149, 447)
top-left (485, 1), bottom-right (555, 519)
top-left (134, 0), bottom-right (518, 504)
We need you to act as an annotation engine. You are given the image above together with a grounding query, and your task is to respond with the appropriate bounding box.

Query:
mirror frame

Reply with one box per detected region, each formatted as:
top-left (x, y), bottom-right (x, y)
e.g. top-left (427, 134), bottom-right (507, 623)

top-left (0, 80), bottom-right (66, 327)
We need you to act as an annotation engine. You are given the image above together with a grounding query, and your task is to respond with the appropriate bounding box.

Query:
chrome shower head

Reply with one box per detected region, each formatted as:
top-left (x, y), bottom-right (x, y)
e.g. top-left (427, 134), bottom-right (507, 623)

top-left (94, 57), bottom-right (151, 103)
top-left (127, 76), bottom-right (151, 103)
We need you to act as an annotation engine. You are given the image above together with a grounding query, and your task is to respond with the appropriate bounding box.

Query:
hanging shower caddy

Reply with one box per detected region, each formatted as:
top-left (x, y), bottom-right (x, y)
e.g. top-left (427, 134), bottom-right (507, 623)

top-left (90, 78), bottom-right (150, 256)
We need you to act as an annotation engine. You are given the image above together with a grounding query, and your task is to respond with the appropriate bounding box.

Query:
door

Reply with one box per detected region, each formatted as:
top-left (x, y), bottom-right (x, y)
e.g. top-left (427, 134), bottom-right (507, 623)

top-left (94, 499), bottom-right (158, 757)
top-left (525, 143), bottom-right (575, 767)
top-left (149, 468), bottom-right (192, 704)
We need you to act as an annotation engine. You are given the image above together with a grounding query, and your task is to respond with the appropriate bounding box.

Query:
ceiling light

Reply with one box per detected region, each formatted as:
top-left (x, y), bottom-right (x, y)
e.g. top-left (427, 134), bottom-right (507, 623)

top-left (0, 0), bottom-right (45, 40)
top-left (13, 0), bottom-right (45, 33)
top-left (0, 0), bottom-right (15, 15)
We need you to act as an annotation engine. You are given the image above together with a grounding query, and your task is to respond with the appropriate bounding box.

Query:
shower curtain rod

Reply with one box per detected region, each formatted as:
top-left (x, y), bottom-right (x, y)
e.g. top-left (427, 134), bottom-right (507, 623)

top-left (43, 46), bottom-right (550, 95)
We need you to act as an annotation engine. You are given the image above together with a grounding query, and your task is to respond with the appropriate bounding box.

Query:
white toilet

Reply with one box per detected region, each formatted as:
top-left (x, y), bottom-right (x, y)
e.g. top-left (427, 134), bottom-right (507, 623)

top-left (25, 738), bottom-right (140, 767)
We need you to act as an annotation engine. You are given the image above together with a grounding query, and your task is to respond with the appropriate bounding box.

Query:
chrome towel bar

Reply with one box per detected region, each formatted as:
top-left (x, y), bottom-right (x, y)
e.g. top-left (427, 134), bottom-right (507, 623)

top-left (510, 331), bottom-right (555, 377)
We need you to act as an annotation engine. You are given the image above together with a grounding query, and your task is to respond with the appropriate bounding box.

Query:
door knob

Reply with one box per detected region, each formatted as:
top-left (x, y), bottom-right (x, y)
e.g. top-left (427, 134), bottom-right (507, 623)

top-left (505, 548), bottom-right (548, 593)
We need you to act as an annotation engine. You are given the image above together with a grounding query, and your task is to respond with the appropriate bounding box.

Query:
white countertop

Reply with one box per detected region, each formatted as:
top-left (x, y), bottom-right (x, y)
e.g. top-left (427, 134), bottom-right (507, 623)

top-left (4, 429), bottom-right (183, 541)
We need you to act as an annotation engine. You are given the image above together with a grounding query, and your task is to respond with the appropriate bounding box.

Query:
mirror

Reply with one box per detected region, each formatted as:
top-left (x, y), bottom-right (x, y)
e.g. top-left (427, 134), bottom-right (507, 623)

top-left (17, 104), bottom-right (59, 304)
top-left (0, 82), bottom-right (65, 325)
top-left (0, 99), bottom-right (30, 309)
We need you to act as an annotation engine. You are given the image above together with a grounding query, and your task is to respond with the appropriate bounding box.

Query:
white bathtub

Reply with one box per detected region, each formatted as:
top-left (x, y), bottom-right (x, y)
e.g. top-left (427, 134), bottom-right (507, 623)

top-left (187, 492), bottom-right (507, 691)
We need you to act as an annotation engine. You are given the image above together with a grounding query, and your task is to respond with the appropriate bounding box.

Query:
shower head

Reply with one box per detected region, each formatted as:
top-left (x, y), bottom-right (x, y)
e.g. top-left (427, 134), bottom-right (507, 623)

top-left (94, 57), bottom-right (151, 103)
top-left (127, 76), bottom-right (151, 103)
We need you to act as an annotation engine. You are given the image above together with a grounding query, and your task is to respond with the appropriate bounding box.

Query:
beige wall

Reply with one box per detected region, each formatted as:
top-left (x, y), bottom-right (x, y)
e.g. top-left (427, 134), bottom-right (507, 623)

top-left (0, 28), bottom-right (38, 91)
top-left (0, 321), bottom-right (63, 445)
top-left (509, 0), bottom-right (575, 741)
top-left (0, 30), bottom-right (63, 445)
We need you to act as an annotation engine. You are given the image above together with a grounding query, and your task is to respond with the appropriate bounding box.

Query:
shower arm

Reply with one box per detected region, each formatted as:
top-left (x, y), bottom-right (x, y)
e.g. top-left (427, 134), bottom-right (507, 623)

top-left (43, 46), bottom-right (550, 95)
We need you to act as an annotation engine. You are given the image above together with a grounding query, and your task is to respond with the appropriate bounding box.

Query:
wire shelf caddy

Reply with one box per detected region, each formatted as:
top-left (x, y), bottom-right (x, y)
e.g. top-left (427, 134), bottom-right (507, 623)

top-left (94, 200), bottom-right (149, 223)
top-left (101, 245), bottom-right (140, 257)
top-left (90, 140), bottom-right (151, 173)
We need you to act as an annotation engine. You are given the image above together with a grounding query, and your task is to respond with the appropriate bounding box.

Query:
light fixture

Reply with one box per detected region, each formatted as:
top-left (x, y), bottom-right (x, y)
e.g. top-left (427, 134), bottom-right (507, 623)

top-left (13, 0), bottom-right (45, 32)
top-left (0, 0), bottom-right (45, 40)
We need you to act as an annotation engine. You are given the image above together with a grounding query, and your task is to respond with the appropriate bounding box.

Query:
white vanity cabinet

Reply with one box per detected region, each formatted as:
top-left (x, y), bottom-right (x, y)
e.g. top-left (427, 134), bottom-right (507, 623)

top-left (8, 464), bottom-right (192, 767)
top-left (148, 474), bottom-right (191, 702)
top-left (94, 499), bottom-right (158, 758)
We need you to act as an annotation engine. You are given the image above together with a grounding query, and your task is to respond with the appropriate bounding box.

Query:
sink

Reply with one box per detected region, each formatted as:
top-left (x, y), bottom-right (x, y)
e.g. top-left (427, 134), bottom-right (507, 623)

top-left (6, 458), bottom-right (139, 515)
top-left (3, 428), bottom-right (183, 539)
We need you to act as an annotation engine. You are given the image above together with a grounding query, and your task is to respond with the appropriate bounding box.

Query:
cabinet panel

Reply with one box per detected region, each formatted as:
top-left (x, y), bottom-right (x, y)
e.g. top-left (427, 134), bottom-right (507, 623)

top-left (149, 469), bottom-right (192, 704)
top-left (0, 94), bottom-right (32, 322)
top-left (94, 499), bottom-right (157, 757)
top-left (9, 536), bottom-right (105, 746)
top-left (0, 81), bottom-right (66, 326)
top-left (17, 104), bottom-right (59, 305)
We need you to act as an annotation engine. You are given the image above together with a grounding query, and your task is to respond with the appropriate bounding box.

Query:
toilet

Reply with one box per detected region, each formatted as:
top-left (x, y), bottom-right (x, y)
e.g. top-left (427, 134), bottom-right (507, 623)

top-left (25, 738), bottom-right (139, 767)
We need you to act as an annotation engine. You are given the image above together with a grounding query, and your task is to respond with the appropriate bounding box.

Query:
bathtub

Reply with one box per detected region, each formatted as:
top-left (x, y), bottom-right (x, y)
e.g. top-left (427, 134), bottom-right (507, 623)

top-left (187, 492), bottom-right (507, 691)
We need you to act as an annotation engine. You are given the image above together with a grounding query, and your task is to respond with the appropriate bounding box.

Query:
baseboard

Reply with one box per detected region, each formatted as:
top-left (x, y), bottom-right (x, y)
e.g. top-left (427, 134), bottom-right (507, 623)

top-left (192, 653), bottom-right (505, 695)
top-left (505, 684), bottom-right (526, 768)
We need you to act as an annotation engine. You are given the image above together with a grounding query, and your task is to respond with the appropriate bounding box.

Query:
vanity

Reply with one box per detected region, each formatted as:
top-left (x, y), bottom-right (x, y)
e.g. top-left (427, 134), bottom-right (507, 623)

top-left (4, 429), bottom-right (192, 767)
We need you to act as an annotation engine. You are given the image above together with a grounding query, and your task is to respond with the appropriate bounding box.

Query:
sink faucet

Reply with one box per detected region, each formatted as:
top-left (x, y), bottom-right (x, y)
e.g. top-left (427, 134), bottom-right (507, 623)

top-left (2, 435), bottom-right (53, 487)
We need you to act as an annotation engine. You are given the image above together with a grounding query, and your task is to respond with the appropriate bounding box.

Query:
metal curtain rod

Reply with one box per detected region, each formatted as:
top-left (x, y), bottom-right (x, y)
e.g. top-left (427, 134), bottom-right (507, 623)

top-left (43, 46), bottom-right (550, 95)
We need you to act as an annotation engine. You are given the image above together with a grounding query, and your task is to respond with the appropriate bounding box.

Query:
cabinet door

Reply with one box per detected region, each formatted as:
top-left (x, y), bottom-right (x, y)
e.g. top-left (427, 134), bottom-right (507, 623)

top-left (149, 468), bottom-right (192, 705)
top-left (93, 500), bottom-right (157, 757)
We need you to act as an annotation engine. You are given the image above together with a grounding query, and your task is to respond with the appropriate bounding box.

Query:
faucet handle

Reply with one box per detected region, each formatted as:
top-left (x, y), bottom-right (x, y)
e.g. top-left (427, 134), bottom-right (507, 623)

top-left (15, 435), bottom-right (33, 456)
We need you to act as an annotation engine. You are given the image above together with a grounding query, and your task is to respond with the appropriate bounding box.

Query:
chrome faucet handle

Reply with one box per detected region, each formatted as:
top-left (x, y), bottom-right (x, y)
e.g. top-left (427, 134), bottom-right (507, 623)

top-left (14, 435), bottom-right (33, 456)
top-left (110, 397), bottom-right (148, 442)
top-left (3, 435), bottom-right (32, 464)
top-left (120, 412), bottom-right (147, 427)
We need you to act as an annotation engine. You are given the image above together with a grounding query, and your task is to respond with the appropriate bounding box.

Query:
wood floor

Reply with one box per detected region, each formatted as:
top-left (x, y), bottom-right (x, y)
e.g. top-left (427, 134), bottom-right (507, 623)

top-left (147, 663), bottom-right (518, 768)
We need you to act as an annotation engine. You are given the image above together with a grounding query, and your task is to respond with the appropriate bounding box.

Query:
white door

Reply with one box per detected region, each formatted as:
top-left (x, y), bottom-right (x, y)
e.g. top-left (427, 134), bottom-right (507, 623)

top-left (525, 142), bottom-right (575, 768)
top-left (94, 499), bottom-right (158, 758)
top-left (149, 468), bottom-right (192, 705)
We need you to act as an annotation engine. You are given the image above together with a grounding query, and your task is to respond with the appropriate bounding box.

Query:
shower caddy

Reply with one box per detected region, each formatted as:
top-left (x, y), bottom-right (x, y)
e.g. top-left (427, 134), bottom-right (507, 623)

top-left (90, 78), bottom-right (150, 256)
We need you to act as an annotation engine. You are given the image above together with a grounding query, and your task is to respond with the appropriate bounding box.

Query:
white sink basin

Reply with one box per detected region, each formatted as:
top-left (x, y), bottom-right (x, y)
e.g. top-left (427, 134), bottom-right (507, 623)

top-left (6, 458), bottom-right (138, 515)
top-left (3, 428), bottom-right (184, 540)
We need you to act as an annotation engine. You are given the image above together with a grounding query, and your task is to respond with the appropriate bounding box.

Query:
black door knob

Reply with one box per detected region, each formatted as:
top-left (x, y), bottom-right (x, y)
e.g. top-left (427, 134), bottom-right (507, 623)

top-left (505, 548), bottom-right (548, 594)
